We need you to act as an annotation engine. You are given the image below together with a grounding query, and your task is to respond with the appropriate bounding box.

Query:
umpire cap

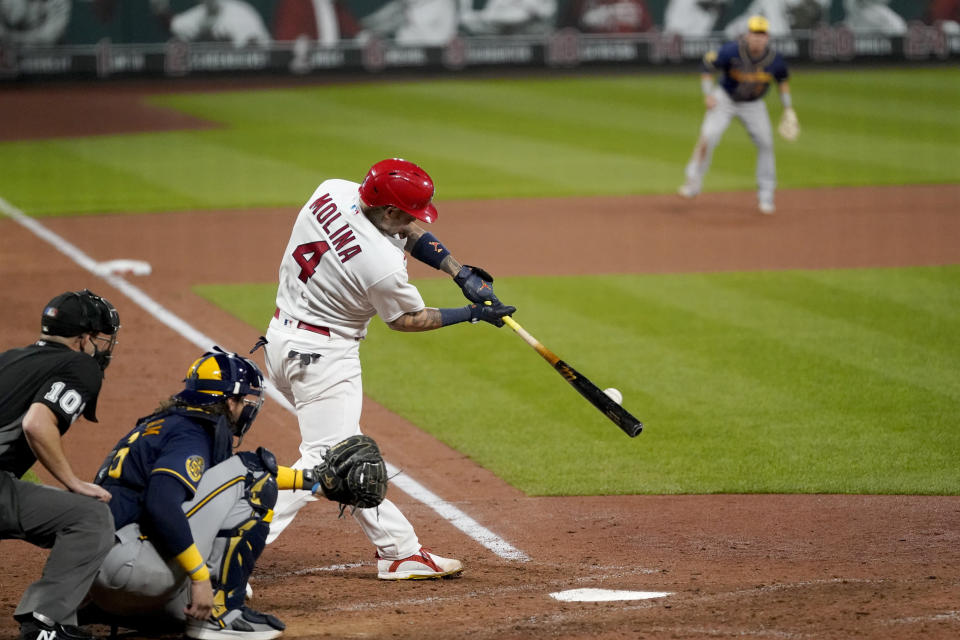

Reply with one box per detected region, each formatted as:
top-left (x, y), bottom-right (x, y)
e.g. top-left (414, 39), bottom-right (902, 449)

top-left (41, 289), bottom-right (120, 338)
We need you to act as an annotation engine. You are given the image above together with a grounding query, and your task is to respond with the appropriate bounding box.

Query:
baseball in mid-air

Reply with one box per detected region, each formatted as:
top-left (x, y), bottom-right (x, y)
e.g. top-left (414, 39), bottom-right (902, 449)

top-left (603, 388), bottom-right (623, 404)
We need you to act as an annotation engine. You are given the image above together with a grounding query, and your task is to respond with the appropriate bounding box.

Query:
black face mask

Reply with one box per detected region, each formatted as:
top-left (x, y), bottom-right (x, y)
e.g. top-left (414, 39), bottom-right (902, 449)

top-left (232, 395), bottom-right (264, 445)
top-left (212, 415), bottom-right (235, 466)
top-left (93, 349), bottom-right (111, 371)
top-left (90, 333), bottom-right (119, 372)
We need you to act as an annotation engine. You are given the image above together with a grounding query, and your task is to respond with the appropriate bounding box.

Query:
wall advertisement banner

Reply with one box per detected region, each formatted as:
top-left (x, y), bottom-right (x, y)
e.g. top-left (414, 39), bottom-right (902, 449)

top-left (1, 1), bottom-right (958, 80)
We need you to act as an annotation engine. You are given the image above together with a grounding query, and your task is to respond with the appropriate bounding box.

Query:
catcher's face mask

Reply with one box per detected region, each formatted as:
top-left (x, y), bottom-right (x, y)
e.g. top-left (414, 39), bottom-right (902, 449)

top-left (232, 392), bottom-right (264, 442)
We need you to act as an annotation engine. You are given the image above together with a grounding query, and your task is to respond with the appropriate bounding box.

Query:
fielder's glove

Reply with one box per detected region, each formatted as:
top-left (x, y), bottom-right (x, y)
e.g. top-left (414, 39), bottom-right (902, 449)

top-left (778, 107), bottom-right (800, 142)
top-left (311, 435), bottom-right (388, 515)
top-left (454, 265), bottom-right (500, 305)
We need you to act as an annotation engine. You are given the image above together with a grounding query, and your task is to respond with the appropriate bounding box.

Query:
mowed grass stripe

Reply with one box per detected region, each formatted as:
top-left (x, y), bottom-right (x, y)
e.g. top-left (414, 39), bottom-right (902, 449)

top-left (154, 68), bottom-right (957, 194)
top-left (372, 78), bottom-right (757, 189)
top-left (800, 68), bottom-right (960, 104)
top-left (646, 271), bottom-right (959, 401)
top-left (0, 140), bottom-right (187, 216)
top-left (2, 68), bottom-right (957, 215)
top-left (778, 128), bottom-right (958, 184)
top-left (156, 88), bottom-right (635, 198)
top-left (735, 269), bottom-right (960, 375)
top-left (148, 77), bottom-right (760, 193)
top-left (206, 86), bottom-right (686, 196)
top-left (195, 265), bottom-right (960, 496)
top-left (796, 265), bottom-right (960, 318)
top-left (59, 132), bottom-right (321, 209)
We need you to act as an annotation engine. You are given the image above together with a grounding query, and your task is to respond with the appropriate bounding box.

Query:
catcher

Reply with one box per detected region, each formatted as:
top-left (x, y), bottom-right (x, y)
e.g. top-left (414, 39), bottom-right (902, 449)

top-left (86, 348), bottom-right (387, 639)
top-left (678, 14), bottom-right (799, 214)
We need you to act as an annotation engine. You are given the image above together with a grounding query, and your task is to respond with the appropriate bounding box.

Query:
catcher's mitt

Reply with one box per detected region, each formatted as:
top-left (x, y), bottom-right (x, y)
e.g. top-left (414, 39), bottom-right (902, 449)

top-left (312, 435), bottom-right (388, 514)
top-left (778, 107), bottom-right (800, 142)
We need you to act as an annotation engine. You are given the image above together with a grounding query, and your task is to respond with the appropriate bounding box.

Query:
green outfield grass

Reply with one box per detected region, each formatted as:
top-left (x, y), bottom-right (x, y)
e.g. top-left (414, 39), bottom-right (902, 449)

top-left (0, 68), bottom-right (957, 216)
top-left (4, 69), bottom-right (958, 496)
top-left (195, 265), bottom-right (960, 496)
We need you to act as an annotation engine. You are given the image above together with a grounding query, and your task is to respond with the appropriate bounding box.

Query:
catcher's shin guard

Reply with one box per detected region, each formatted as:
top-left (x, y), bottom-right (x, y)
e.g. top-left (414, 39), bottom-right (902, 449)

top-left (210, 452), bottom-right (279, 616)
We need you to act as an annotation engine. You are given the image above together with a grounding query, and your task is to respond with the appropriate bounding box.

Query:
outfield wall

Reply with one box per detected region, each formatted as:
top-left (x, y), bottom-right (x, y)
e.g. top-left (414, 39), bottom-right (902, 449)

top-left (1, 0), bottom-right (958, 80)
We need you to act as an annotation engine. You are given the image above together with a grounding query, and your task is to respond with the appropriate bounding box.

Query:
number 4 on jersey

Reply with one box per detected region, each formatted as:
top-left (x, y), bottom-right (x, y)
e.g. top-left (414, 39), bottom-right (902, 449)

top-left (293, 241), bottom-right (330, 282)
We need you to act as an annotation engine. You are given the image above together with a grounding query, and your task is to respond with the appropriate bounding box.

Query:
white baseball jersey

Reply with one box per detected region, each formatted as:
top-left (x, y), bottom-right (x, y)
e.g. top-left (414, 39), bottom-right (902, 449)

top-left (275, 179), bottom-right (425, 339)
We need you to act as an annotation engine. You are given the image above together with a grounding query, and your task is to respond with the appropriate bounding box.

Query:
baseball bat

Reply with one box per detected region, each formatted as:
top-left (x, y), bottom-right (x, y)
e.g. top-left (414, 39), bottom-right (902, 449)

top-left (501, 315), bottom-right (643, 438)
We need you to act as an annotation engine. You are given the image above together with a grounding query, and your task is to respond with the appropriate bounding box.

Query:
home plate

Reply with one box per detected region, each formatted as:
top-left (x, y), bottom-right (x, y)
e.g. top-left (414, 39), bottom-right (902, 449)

top-left (94, 259), bottom-right (152, 276)
top-left (550, 588), bottom-right (672, 602)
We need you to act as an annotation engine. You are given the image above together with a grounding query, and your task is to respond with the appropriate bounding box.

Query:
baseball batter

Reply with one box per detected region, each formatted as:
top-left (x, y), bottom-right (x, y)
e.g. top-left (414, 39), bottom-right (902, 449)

top-left (260, 158), bottom-right (515, 579)
top-left (678, 14), bottom-right (798, 214)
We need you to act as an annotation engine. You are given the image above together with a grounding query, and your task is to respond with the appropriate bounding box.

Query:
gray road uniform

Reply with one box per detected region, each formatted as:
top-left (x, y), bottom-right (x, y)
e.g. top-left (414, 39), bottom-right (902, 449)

top-left (681, 35), bottom-right (790, 211)
top-left (89, 349), bottom-right (285, 639)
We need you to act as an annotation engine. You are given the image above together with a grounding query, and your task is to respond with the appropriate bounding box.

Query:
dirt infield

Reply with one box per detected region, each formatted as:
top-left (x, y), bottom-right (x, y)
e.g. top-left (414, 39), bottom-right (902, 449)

top-left (1, 84), bottom-right (959, 639)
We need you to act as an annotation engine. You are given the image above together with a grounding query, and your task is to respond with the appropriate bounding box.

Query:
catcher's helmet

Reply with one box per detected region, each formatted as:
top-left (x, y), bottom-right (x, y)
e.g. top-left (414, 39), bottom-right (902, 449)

top-left (42, 289), bottom-right (121, 370)
top-left (174, 347), bottom-right (265, 439)
top-left (358, 158), bottom-right (438, 224)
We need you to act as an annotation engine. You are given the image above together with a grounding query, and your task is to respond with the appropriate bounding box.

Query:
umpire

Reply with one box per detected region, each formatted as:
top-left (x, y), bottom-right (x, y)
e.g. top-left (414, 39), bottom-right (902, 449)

top-left (0, 289), bottom-right (121, 640)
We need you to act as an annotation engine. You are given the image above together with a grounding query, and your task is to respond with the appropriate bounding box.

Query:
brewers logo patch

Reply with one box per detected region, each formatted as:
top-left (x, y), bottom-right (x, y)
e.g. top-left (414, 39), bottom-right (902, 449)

top-left (186, 456), bottom-right (205, 483)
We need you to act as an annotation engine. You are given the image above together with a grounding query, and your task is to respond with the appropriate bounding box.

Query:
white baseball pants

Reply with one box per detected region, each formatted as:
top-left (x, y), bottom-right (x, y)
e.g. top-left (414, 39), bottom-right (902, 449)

top-left (263, 316), bottom-right (420, 560)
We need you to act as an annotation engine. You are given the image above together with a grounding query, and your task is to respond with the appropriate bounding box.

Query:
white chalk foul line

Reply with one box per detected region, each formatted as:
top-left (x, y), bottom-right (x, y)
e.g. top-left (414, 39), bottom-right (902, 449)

top-left (0, 195), bottom-right (530, 563)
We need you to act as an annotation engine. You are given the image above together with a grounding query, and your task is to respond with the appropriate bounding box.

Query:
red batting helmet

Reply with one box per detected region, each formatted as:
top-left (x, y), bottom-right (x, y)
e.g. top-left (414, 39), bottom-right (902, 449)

top-left (358, 158), bottom-right (438, 223)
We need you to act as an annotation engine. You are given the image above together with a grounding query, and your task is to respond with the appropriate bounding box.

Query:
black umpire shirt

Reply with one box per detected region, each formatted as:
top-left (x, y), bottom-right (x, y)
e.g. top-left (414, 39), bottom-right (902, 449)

top-left (0, 341), bottom-right (103, 478)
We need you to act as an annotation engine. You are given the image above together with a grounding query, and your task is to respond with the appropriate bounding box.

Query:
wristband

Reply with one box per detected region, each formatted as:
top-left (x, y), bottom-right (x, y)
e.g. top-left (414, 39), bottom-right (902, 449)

top-left (175, 544), bottom-right (210, 582)
top-left (276, 466), bottom-right (305, 491)
top-left (410, 232), bottom-right (450, 270)
top-left (439, 306), bottom-right (472, 327)
top-left (781, 92), bottom-right (792, 109)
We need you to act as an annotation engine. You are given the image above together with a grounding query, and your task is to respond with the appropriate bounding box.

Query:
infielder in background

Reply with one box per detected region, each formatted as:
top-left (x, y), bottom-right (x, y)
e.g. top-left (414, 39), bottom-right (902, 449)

top-left (89, 348), bottom-right (387, 639)
top-left (0, 289), bottom-right (120, 640)
top-left (678, 14), bottom-right (799, 214)
top-left (260, 157), bottom-right (516, 579)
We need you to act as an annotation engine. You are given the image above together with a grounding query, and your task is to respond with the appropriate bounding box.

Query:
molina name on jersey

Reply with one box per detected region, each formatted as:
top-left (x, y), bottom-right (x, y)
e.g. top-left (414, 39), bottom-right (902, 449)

top-left (276, 179), bottom-right (425, 339)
